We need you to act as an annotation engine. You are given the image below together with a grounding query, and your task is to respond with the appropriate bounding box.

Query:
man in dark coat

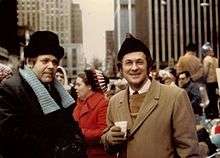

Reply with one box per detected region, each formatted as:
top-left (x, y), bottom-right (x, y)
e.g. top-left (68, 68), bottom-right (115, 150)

top-left (178, 71), bottom-right (202, 116)
top-left (0, 31), bottom-right (87, 158)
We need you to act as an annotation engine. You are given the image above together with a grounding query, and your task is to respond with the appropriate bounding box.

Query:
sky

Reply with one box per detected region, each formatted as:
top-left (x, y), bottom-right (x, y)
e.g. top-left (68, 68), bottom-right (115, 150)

top-left (73, 0), bottom-right (114, 64)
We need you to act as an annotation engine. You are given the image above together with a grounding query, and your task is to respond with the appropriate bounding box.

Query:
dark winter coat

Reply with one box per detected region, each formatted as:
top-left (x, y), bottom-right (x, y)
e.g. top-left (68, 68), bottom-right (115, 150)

top-left (0, 72), bottom-right (87, 158)
top-left (183, 81), bottom-right (202, 115)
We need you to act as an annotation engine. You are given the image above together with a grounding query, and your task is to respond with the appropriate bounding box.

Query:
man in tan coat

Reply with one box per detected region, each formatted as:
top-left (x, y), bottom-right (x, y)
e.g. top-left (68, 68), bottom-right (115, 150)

top-left (176, 43), bottom-right (204, 83)
top-left (101, 34), bottom-right (200, 158)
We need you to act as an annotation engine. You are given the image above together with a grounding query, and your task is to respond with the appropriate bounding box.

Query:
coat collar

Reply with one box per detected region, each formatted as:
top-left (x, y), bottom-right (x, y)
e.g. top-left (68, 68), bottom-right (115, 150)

top-left (117, 80), bottom-right (161, 136)
top-left (77, 92), bottom-right (105, 118)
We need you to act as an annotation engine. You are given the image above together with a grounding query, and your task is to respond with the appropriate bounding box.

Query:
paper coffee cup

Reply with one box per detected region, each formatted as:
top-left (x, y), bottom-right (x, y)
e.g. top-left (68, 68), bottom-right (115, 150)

top-left (115, 121), bottom-right (128, 137)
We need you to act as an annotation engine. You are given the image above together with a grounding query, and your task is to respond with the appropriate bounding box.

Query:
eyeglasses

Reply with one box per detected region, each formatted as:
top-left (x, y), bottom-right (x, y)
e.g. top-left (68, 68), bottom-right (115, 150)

top-left (178, 77), bottom-right (186, 80)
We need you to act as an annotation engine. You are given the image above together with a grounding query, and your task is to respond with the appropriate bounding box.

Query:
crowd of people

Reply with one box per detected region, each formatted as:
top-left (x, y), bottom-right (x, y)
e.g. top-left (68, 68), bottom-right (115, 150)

top-left (0, 30), bottom-right (219, 158)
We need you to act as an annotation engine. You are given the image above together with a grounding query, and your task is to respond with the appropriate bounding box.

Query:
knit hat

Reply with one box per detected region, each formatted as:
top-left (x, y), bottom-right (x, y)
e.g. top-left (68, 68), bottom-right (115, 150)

top-left (117, 33), bottom-right (153, 68)
top-left (0, 63), bottom-right (13, 82)
top-left (24, 31), bottom-right (64, 60)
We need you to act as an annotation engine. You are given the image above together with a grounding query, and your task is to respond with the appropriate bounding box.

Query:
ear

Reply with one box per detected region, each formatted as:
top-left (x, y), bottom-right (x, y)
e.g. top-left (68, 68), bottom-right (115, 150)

top-left (26, 57), bottom-right (36, 69)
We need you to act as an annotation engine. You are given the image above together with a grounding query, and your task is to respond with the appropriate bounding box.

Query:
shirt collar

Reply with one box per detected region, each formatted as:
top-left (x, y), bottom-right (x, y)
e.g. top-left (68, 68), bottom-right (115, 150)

top-left (129, 79), bottom-right (151, 96)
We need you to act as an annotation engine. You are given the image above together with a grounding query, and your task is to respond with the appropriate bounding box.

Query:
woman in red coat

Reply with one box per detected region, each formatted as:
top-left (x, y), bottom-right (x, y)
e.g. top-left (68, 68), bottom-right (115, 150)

top-left (73, 69), bottom-right (114, 158)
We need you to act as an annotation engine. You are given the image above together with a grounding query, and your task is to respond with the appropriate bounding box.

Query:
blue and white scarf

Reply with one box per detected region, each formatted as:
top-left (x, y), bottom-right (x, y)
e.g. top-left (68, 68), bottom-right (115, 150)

top-left (19, 66), bottom-right (75, 115)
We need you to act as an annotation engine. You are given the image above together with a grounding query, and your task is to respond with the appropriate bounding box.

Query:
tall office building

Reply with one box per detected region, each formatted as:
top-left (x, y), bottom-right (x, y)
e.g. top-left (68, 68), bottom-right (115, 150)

top-left (17, 0), bottom-right (40, 31)
top-left (136, 0), bottom-right (220, 68)
top-left (105, 31), bottom-right (116, 77)
top-left (17, 0), bottom-right (85, 79)
top-left (114, 0), bottom-right (136, 51)
top-left (71, 3), bottom-right (83, 43)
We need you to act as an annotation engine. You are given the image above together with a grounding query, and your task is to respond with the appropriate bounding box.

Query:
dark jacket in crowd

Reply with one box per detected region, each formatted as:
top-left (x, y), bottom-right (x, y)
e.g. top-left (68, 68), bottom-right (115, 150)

top-left (0, 73), bottom-right (87, 158)
top-left (183, 80), bottom-right (202, 115)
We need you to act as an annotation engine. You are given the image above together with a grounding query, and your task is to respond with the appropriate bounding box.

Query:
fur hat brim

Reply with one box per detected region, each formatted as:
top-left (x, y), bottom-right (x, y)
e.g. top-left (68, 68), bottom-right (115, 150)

top-left (24, 31), bottom-right (64, 60)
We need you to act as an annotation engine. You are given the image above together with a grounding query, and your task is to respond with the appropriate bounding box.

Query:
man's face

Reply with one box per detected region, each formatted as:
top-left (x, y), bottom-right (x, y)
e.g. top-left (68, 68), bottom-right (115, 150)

top-left (121, 52), bottom-right (148, 90)
top-left (178, 73), bottom-right (190, 88)
top-left (31, 54), bottom-right (59, 83)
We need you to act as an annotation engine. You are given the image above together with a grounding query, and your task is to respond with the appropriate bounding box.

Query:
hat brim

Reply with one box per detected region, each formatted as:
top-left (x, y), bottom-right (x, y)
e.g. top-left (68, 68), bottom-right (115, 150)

top-left (24, 46), bottom-right (64, 60)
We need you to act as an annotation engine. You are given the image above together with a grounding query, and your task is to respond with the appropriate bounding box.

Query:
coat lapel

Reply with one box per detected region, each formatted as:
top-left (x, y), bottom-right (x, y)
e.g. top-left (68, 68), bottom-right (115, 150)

top-left (116, 88), bottom-right (133, 131)
top-left (129, 80), bottom-right (160, 136)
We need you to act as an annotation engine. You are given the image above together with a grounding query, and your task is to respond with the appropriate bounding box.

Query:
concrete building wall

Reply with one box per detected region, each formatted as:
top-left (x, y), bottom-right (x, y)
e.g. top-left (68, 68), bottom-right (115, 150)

top-left (71, 3), bottom-right (83, 43)
top-left (136, 0), bottom-right (220, 69)
top-left (105, 30), bottom-right (116, 77)
top-left (114, 0), bottom-right (136, 51)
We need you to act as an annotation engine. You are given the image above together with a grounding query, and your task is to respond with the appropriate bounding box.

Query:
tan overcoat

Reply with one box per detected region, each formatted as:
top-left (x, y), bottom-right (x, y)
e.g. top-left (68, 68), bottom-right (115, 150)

top-left (102, 80), bottom-right (200, 158)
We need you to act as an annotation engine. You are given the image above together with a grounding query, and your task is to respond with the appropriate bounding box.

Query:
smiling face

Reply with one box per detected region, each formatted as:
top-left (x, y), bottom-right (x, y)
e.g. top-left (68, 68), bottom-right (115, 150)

top-left (120, 51), bottom-right (148, 90)
top-left (31, 54), bottom-right (59, 83)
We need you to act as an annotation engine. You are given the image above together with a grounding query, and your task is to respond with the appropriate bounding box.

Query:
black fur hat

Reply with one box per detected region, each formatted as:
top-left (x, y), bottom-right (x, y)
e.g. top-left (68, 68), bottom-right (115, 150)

top-left (24, 31), bottom-right (64, 60)
top-left (117, 33), bottom-right (153, 68)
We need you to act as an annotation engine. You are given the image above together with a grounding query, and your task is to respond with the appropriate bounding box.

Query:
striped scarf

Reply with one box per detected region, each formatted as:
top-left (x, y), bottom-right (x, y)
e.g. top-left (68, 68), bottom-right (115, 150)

top-left (19, 66), bottom-right (74, 115)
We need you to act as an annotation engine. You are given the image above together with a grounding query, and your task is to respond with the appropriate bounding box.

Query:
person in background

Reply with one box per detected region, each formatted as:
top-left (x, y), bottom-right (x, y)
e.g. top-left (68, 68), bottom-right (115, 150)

top-left (176, 43), bottom-right (204, 84)
top-left (0, 63), bottom-right (13, 83)
top-left (149, 69), bottom-right (160, 81)
top-left (55, 66), bottom-right (71, 91)
top-left (178, 71), bottom-right (203, 118)
top-left (202, 42), bottom-right (219, 119)
top-left (0, 31), bottom-right (86, 158)
top-left (114, 78), bottom-right (127, 92)
top-left (73, 69), bottom-right (114, 158)
top-left (101, 34), bottom-right (200, 158)
top-left (106, 84), bottom-right (117, 100)
top-left (196, 125), bottom-right (217, 156)
top-left (158, 68), bottom-right (177, 86)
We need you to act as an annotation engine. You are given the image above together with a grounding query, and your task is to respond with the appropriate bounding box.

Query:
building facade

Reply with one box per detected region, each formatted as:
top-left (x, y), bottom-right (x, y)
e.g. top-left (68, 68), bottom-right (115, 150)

top-left (114, 0), bottom-right (136, 51)
top-left (136, 0), bottom-right (220, 69)
top-left (105, 30), bottom-right (117, 77)
top-left (71, 3), bottom-right (83, 44)
top-left (17, 0), bottom-right (85, 79)
top-left (17, 0), bottom-right (40, 31)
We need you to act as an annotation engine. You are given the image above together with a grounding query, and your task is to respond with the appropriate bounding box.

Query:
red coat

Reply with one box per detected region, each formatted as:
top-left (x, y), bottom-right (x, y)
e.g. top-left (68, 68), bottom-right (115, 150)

top-left (73, 92), bottom-right (114, 158)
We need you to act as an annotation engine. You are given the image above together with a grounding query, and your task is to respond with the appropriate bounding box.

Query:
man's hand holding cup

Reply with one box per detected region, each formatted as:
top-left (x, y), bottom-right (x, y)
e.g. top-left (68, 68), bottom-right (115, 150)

top-left (106, 121), bottom-right (128, 145)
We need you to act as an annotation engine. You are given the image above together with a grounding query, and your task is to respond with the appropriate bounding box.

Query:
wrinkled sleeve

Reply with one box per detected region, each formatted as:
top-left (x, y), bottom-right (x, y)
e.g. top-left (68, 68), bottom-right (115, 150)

top-left (101, 98), bottom-right (121, 154)
top-left (191, 62), bottom-right (204, 82)
top-left (101, 98), bottom-right (114, 140)
top-left (172, 89), bottom-right (200, 157)
top-left (203, 57), bottom-right (210, 77)
top-left (190, 85), bottom-right (201, 111)
top-left (0, 84), bottom-right (29, 145)
top-left (82, 99), bottom-right (108, 143)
